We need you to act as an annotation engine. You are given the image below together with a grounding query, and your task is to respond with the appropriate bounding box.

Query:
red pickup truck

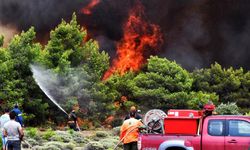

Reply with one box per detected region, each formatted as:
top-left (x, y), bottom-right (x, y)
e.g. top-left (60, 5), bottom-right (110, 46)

top-left (138, 105), bottom-right (250, 150)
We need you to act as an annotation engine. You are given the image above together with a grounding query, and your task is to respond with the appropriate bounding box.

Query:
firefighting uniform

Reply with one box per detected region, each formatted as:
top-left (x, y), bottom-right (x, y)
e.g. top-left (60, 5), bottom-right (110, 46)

top-left (120, 117), bottom-right (143, 148)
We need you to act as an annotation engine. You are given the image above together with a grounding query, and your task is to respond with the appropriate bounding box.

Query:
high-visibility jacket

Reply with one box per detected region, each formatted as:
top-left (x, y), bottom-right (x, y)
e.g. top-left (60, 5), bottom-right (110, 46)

top-left (12, 108), bottom-right (24, 126)
top-left (120, 117), bottom-right (143, 144)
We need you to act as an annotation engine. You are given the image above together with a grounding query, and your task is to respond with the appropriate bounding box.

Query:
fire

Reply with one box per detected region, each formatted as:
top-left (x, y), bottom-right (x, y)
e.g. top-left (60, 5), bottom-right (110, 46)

top-left (103, 1), bottom-right (163, 80)
top-left (81, 0), bottom-right (100, 15)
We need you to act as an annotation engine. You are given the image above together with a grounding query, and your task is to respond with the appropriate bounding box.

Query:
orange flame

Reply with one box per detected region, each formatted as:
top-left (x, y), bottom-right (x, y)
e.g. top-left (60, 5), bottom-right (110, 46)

top-left (103, 1), bottom-right (163, 80)
top-left (81, 0), bottom-right (100, 15)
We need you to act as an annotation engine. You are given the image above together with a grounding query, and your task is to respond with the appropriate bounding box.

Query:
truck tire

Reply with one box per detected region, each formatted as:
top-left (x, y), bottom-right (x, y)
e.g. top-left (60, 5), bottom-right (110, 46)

top-left (166, 147), bottom-right (186, 150)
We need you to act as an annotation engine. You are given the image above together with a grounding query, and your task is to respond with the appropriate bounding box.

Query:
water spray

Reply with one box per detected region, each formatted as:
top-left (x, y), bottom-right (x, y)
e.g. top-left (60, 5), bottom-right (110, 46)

top-left (30, 64), bottom-right (68, 116)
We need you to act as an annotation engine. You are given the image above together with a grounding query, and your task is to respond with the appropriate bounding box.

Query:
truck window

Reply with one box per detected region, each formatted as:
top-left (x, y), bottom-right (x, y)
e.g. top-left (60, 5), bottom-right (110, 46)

top-left (229, 120), bottom-right (250, 136)
top-left (208, 120), bottom-right (224, 136)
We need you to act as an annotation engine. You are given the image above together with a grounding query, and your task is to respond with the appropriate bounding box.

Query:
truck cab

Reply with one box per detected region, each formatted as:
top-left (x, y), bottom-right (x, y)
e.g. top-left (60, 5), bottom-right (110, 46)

top-left (202, 115), bottom-right (250, 150)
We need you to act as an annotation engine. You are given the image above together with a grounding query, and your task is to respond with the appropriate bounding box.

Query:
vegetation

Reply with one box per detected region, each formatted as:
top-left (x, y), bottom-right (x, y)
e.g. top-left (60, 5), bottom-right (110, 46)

top-left (215, 102), bottom-right (241, 115)
top-left (23, 128), bottom-right (122, 150)
top-left (0, 13), bottom-right (249, 128)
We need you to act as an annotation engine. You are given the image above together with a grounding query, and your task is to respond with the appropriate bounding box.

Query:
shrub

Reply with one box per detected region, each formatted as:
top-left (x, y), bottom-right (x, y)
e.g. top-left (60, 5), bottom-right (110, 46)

top-left (26, 127), bottom-right (39, 138)
top-left (99, 138), bottom-right (118, 149)
top-left (216, 102), bottom-right (241, 115)
top-left (95, 131), bottom-right (108, 138)
top-left (26, 138), bottom-right (39, 146)
top-left (62, 143), bottom-right (75, 150)
top-left (42, 129), bottom-right (56, 140)
top-left (85, 141), bottom-right (104, 150)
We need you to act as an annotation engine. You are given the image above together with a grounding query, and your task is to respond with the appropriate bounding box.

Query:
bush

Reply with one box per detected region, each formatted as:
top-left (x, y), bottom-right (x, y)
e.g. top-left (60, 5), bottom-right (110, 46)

top-left (85, 141), bottom-right (104, 150)
top-left (95, 131), bottom-right (108, 138)
top-left (42, 129), bottom-right (56, 140)
top-left (245, 111), bottom-right (250, 116)
top-left (216, 102), bottom-right (241, 115)
top-left (26, 127), bottom-right (39, 138)
top-left (99, 138), bottom-right (118, 149)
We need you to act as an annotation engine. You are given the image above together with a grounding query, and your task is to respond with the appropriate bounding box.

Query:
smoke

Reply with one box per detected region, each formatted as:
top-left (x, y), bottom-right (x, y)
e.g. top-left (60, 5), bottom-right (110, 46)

top-left (1, 0), bottom-right (250, 70)
top-left (0, 22), bottom-right (18, 47)
top-left (30, 64), bottom-right (91, 113)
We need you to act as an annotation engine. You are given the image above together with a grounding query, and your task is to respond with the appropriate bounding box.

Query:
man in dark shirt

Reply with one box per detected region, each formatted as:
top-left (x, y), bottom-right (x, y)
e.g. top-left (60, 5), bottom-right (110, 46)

top-left (124, 106), bottom-right (142, 120)
top-left (68, 110), bottom-right (80, 131)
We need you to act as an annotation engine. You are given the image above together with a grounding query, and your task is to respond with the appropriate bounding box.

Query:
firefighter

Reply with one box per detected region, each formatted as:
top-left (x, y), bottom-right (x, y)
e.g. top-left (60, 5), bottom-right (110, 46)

top-left (124, 106), bottom-right (142, 120)
top-left (120, 111), bottom-right (143, 150)
top-left (12, 104), bottom-right (24, 127)
top-left (68, 109), bottom-right (80, 131)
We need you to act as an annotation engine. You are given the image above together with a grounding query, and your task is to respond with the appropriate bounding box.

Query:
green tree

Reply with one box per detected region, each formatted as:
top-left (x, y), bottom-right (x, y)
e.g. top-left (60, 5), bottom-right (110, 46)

top-left (105, 56), bottom-right (195, 112)
top-left (41, 13), bottom-right (110, 123)
top-left (192, 62), bottom-right (250, 113)
top-left (131, 56), bottom-right (193, 110)
top-left (0, 27), bottom-right (49, 125)
top-left (44, 13), bottom-right (86, 71)
top-left (0, 44), bottom-right (13, 107)
top-left (187, 91), bottom-right (218, 109)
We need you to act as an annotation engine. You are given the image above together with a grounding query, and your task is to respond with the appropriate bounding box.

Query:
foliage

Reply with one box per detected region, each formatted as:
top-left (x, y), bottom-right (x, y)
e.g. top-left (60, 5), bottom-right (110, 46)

top-left (42, 129), bottom-right (56, 140)
top-left (130, 56), bottom-right (193, 110)
top-left (0, 27), bottom-right (49, 125)
top-left (86, 141), bottom-right (104, 150)
top-left (192, 63), bottom-right (250, 113)
top-left (0, 12), bottom-right (249, 127)
top-left (0, 35), bottom-right (3, 47)
top-left (216, 102), bottom-right (241, 115)
top-left (187, 91), bottom-right (219, 109)
top-left (39, 13), bottom-right (110, 123)
top-left (95, 131), bottom-right (109, 138)
top-left (23, 99), bottom-right (49, 125)
top-left (25, 127), bottom-right (39, 138)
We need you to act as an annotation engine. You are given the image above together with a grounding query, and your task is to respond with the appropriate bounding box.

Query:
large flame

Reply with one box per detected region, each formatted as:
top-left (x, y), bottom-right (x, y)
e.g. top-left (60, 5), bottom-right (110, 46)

top-left (103, 1), bottom-right (163, 80)
top-left (81, 0), bottom-right (100, 15)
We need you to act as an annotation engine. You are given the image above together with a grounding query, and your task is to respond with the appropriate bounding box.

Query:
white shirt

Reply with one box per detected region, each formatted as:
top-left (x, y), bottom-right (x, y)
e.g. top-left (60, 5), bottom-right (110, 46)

top-left (0, 113), bottom-right (10, 132)
top-left (3, 120), bottom-right (22, 141)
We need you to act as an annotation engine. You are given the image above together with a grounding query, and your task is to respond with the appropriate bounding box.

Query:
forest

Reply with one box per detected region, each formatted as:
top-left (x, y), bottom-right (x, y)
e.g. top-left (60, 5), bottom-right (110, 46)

top-left (0, 14), bottom-right (249, 128)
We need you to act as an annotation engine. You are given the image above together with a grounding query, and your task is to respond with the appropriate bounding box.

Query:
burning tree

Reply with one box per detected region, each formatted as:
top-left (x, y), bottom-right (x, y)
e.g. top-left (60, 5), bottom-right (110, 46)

top-left (103, 0), bottom-right (163, 80)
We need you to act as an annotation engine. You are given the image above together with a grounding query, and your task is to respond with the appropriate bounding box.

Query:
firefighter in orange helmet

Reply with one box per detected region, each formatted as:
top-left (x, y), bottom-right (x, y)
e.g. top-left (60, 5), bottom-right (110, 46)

top-left (120, 111), bottom-right (143, 150)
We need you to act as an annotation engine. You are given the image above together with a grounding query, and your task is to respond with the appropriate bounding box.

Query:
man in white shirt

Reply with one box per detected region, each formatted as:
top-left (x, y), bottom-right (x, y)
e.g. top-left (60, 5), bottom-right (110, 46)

top-left (3, 111), bottom-right (24, 150)
top-left (0, 108), bottom-right (10, 150)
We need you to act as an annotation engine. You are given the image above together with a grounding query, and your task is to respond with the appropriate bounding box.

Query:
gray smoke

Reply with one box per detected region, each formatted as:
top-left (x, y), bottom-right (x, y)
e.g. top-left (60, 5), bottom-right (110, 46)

top-left (1, 0), bottom-right (250, 70)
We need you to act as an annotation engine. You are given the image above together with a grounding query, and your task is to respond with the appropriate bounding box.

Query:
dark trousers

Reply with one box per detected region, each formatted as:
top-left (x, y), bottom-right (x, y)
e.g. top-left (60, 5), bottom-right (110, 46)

top-left (123, 142), bottom-right (138, 150)
top-left (69, 122), bottom-right (79, 131)
top-left (6, 140), bottom-right (21, 150)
